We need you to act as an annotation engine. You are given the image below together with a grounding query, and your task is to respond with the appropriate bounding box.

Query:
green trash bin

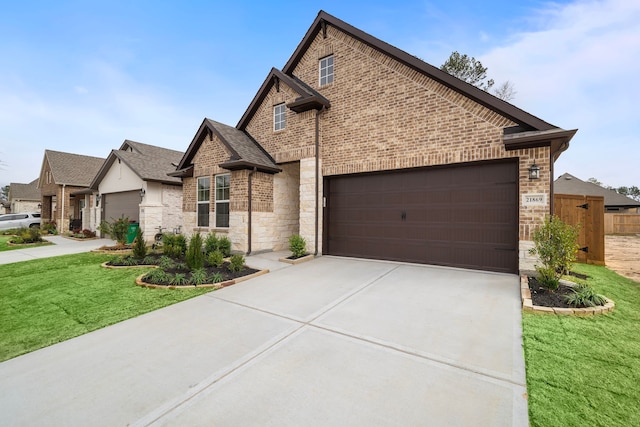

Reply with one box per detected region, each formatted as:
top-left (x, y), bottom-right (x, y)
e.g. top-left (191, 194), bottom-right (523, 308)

top-left (126, 223), bottom-right (139, 244)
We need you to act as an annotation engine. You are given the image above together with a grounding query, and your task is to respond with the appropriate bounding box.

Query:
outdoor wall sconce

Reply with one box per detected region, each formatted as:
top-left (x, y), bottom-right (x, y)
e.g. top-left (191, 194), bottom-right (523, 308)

top-left (96, 194), bottom-right (101, 207)
top-left (37, 203), bottom-right (42, 209)
top-left (140, 189), bottom-right (146, 198)
top-left (528, 162), bottom-right (541, 180)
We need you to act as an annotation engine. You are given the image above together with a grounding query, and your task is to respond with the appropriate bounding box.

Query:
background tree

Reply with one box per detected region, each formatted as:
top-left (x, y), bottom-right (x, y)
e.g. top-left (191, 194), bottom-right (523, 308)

top-left (587, 177), bottom-right (640, 202)
top-left (493, 80), bottom-right (517, 102)
top-left (0, 185), bottom-right (9, 202)
top-left (441, 51), bottom-right (516, 101)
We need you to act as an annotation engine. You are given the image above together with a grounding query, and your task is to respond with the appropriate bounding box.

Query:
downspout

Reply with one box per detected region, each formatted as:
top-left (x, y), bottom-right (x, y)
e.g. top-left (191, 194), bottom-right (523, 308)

top-left (314, 107), bottom-right (325, 256)
top-left (247, 167), bottom-right (257, 255)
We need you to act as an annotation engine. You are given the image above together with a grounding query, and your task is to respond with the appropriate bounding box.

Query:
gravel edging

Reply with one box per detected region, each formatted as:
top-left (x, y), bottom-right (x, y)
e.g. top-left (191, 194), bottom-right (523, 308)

top-left (520, 275), bottom-right (615, 315)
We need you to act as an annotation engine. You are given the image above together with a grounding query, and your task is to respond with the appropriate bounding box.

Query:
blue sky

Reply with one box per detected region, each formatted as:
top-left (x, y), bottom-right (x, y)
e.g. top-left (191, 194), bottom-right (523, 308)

top-left (1, 0), bottom-right (638, 189)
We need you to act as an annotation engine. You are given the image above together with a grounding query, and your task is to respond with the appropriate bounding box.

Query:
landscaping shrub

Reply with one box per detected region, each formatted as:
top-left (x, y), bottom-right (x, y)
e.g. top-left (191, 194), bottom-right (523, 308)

top-left (132, 227), bottom-right (147, 259)
top-left (217, 236), bottom-right (231, 257)
top-left (82, 229), bottom-right (96, 238)
top-left (529, 216), bottom-right (579, 290)
top-left (208, 250), bottom-right (224, 268)
top-left (41, 221), bottom-right (57, 235)
top-left (98, 216), bottom-right (129, 245)
top-left (10, 227), bottom-right (43, 244)
top-left (204, 232), bottom-right (219, 255)
top-left (142, 256), bottom-right (156, 265)
top-left (143, 268), bottom-right (170, 284)
top-left (190, 268), bottom-right (207, 286)
top-left (186, 233), bottom-right (204, 270)
top-left (228, 254), bottom-right (245, 272)
top-left (564, 283), bottom-right (607, 308)
top-left (170, 273), bottom-right (188, 286)
top-left (209, 272), bottom-right (223, 283)
top-left (289, 234), bottom-right (307, 258)
top-left (157, 256), bottom-right (174, 270)
top-left (122, 256), bottom-right (138, 266)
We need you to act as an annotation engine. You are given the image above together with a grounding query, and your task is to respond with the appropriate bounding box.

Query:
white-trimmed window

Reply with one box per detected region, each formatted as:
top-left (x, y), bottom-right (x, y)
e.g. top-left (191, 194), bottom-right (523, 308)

top-left (215, 174), bottom-right (230, 228)
top-left (197, 176), bottom-right (210, 227)
top-left (319, 55), bottom-right (334, 86)
top-left (274, 103), bottom-right (286, 131)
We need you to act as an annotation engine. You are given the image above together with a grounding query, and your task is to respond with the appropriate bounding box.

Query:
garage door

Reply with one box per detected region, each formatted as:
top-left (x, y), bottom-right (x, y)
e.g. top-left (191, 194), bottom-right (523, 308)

top-left (102, 191), bottom-right (140, 223)
top-left (324, 160), bottom-right (518, 274)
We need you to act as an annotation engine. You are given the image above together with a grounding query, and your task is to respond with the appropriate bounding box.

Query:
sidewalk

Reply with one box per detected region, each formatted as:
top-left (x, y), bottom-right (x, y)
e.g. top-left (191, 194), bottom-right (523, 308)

top-left (0, 236), bottom-right (116, 265)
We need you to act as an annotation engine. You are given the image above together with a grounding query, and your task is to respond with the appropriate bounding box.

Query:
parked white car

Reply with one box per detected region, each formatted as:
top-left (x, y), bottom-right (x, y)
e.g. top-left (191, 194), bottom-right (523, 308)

top-left (0, 212), bottom-right (41, 231)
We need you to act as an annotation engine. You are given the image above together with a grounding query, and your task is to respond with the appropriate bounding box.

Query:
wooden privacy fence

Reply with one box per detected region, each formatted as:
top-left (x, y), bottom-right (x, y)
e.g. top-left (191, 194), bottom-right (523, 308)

top-left (604, 214), bottom-right (640, 234)
top-left (553, 194), bottom-right (605, 265)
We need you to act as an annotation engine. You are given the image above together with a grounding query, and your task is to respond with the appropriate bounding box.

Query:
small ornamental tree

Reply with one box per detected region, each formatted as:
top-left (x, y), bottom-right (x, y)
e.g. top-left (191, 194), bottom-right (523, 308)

top-left (132, 227), bottom-right (147, 259)
top-left (185, 233), bottom-right (204, 270)
top-left (529, 216), bottom-right (580, 290)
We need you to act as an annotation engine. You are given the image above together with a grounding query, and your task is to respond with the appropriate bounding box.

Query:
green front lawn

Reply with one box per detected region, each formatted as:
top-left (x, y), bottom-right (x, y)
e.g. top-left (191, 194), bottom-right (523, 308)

top-left (0, 235), bottom-right (52, 252)
top-left (524, 264), bottom-right (640, 426)
top-left (0, 253), bottom-right (214, 362)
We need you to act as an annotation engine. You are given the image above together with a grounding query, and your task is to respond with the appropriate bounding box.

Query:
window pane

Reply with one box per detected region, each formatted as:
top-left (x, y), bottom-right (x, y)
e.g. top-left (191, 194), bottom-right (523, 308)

top-left (197, 203), bottom-right (209, 227)
top-left (197, 177), bottom-right (210, 202)
top-left (216, 202), bottom-right (229, 228)
top-left (319, 55), bottom-right (334, 86)
top-left (215, 174), bottom-right (230, 201)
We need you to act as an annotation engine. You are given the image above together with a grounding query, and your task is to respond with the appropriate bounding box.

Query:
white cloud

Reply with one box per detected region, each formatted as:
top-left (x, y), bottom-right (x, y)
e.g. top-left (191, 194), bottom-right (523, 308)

top-left (479, 0), bottom-right (640, 187)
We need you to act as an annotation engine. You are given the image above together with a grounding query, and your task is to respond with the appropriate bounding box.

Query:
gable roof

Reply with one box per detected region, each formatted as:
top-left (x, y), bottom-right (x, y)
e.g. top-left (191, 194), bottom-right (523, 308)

top-left (9, 179), bottom-right (40, 201)
top-left (173, 119), bottom-right (280, 176)
top-left (40, 150), bottom-right (105, 187)
top-left (238, 68), bottom-right (331, 129)
top-left (236, 10), bottom-right (576, 159)
top-left (554, 173), bottom-right (640, 208)
top-left (90, 140), bottom-right (184, 189)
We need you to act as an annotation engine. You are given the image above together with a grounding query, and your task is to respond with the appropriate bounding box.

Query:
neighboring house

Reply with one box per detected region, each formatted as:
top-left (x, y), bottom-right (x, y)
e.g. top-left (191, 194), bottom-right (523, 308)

top-left (90, 140), bottom-right (183, 242)
top-left (8, 179), bottom-right (40, 213)
top-left (172, 11), bottom-right (577, 274)
top-left (555, 173), bottom-right (640, 213)
top-left (0, 201), bottom-right (9, 214)
top-left (38, 150), bottom-right (105, 233)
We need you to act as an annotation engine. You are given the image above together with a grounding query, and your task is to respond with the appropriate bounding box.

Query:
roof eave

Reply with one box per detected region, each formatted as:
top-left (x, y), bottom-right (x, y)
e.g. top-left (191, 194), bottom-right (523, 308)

top-left (168, 166), bottom-right (194, 178)
top-left (287, 95), bottom-right (331, 113)
top-left (218, 160), bottom-right (281, 174)
top-left (503, 128), bottom-right (577, 161)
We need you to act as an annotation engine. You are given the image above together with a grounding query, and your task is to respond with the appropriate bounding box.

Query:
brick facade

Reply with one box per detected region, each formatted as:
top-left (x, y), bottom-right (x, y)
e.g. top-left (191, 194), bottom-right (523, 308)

top-left (179, 12), bottom-right (570, 268)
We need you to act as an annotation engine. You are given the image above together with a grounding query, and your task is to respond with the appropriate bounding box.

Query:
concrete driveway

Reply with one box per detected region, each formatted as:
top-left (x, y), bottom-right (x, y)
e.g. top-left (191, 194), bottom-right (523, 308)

top-left (0, 256), bottom-right (527, 426)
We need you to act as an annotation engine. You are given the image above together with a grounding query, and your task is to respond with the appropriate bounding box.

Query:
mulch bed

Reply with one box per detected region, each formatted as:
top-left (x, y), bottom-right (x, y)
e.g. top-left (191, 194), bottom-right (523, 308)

top-left (528, 277), bottom-right (574, 308)
top-left (106, 253), bottom-right (258, 287)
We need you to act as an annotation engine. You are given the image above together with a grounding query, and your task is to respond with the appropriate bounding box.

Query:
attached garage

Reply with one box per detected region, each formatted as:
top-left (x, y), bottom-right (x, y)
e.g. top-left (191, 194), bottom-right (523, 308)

top-left (323, 160), bottom-right (519, 274)
top-left (101, 191), bottom-right (140, 223)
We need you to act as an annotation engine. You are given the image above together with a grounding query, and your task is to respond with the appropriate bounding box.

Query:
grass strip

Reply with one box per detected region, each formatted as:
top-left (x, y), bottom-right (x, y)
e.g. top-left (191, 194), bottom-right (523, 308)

top-left (524, 264), bottom-right (640, 426)
top-left (0, 253), bottom-right (214, 362)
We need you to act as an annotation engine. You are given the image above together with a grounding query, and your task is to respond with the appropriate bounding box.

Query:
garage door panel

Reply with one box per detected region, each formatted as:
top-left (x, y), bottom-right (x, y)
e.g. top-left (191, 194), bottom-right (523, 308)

top-left (103, 191), bottom-right (140, 223)
top-left (325, 161), bottom-right (518, 273)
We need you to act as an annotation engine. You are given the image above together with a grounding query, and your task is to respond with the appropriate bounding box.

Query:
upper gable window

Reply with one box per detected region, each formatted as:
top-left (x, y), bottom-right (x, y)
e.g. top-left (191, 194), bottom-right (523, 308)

top-left (319, 55), bottom-right (334, 86)
top-left (274, 103), bottom-right (286, 131)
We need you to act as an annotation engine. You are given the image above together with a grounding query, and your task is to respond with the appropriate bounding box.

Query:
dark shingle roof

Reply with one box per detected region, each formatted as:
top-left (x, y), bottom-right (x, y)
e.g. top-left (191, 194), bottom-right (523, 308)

top-left (174, 119), bottom-right (279, 175)
top-left (90, 140), bottom-right (184, 188)
top-left (44, 150), bottom-right (105, 187)
top-left (9, 179), bottom-right (40, 201)
top-left (205, 119), bottom-right (279, 172)
top-left (554, 173), bottom-right (640, 208)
